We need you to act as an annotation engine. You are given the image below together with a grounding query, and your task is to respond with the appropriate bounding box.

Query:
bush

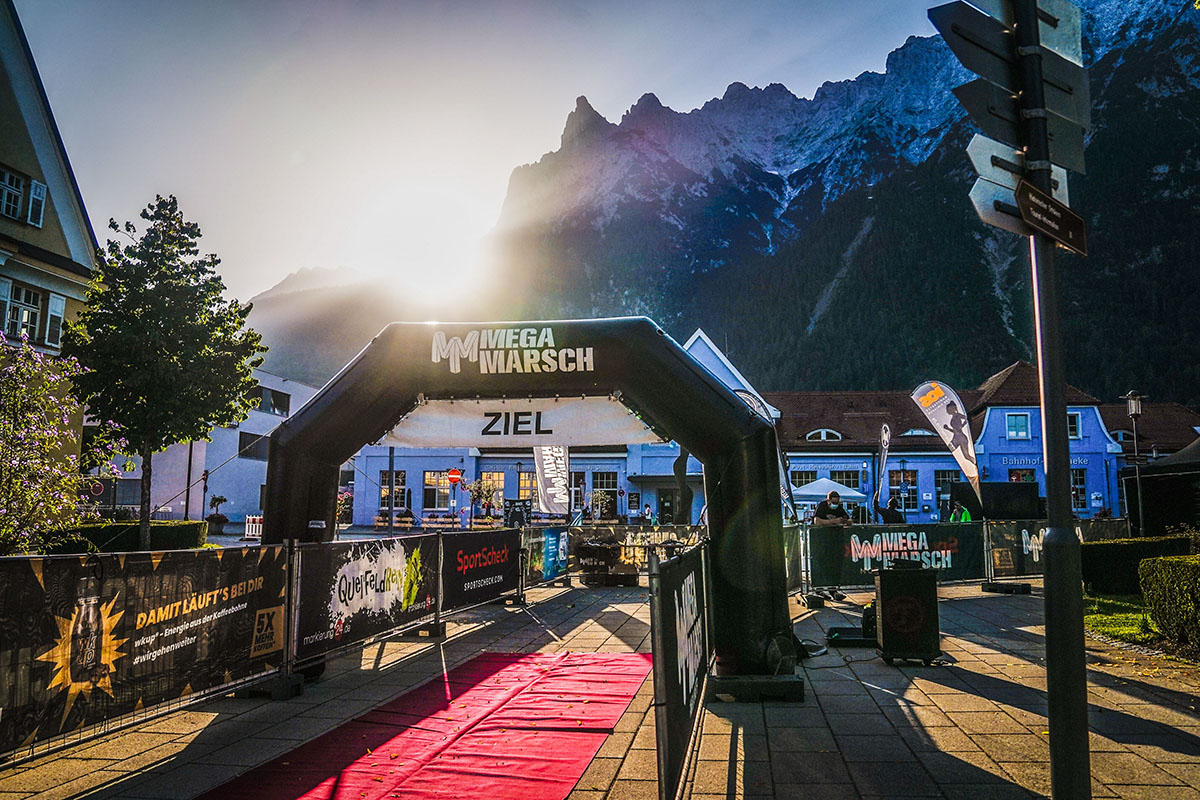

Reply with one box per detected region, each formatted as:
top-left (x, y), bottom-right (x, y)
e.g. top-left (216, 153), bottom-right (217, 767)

top-left (1140, 555), bottom-right (1200, 646)
top-left (49, 521), bottom-right (208, 553)
top-left (1080, 535), bottom-right (1191, 595)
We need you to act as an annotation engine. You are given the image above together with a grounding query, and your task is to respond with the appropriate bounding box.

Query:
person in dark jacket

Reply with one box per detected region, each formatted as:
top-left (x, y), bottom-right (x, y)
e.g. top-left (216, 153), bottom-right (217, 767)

top-left (874, 494), bottom-right (905, 524)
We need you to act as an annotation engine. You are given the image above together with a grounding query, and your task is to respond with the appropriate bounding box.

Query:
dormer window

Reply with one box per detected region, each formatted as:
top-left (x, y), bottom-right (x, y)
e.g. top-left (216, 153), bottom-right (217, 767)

top-left (806, 428), bottom-right (843, 441)
top-left (899, 428), bottom-right (935, 436)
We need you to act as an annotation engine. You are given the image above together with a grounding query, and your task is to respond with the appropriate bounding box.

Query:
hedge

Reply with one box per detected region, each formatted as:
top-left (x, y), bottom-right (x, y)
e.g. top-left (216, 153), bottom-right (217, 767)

top-left (1080, 535), bottom-right (1191, 595)
top-left (48, 521), bottom-right (208, 554)
top-left (1140, 555), bottom-right (1200, 646)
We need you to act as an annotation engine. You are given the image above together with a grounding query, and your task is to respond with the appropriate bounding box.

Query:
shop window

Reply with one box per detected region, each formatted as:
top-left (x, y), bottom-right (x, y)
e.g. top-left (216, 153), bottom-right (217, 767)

top-left (888, 470), bottom-right (918, 512)
top-left (518, 471), bottom-right (537, 501)
top-left (830, 470), bottom-right (860, 489)
top-left (479, 471), bottom-right (505, 510)
top-left (379, 470), bottom-right (407, 509)
top-left (424, 471), bottom-right (451, 510)
top-left (790, 470), bottom-right (817, 488)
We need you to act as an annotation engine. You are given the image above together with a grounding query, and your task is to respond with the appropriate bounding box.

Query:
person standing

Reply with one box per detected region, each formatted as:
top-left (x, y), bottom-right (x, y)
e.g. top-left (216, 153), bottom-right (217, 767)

top-left (644, 503), bottom-right (657, 525)
top-left (874, 494), bottom-right (905, 524)
top-left (949, 500), bottom-right (972, 522)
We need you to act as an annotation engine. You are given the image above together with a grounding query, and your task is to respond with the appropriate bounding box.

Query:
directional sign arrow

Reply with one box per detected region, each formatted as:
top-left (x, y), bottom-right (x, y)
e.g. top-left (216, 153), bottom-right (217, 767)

top-left (1015, 180), bottom-right (1088, 255)
top-left (930, 1), bottom-right (1090, 127)
top-left (970, 0), bottom-right (1083, 66)
top-left (953, 80), bottom-right (1086, 173)
top-left (969, 178), bottom-right (1031, 237)
top-left (966, 134), bottom-right (1069, 204)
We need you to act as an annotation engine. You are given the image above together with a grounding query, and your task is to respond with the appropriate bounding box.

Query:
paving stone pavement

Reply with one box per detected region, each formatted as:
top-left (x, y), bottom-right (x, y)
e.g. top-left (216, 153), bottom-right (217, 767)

top-left (2, 579), bottom-right (1199, 799)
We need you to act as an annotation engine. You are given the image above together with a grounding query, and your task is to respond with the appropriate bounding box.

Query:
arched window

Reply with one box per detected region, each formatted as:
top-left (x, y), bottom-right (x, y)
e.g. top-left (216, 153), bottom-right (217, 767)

top-left (805, 428), bottom-right (843, 441)
top-left (899, 428), bottom-right (935, 436)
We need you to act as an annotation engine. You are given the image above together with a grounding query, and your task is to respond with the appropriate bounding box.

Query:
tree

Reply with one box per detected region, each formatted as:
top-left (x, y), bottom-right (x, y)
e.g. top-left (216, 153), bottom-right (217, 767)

top-left (64, 195), bottom-right (266, 549)
top-left (208, 495), bottom-right (228, 517)
top-left (0, 332), bottom-right (122, 555)
top-left (463, 477), bottom-right (499, 528)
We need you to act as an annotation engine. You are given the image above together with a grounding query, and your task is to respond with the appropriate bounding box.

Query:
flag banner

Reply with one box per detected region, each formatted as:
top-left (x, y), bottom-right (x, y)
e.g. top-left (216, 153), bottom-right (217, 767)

top-left (0, 547), bottom-right (287, 757)
top-left (293, 537), bottom-right (437, 662)
top-left (379, 396), bottom-right (662, 448)
top-left (440, 530), bottom-right (521, 611)
top-left (534, 445), bottom-right (570, 514)
top-left (911, 381), bottom-right (981, 501)
top-left (876, 423), bottom-right (892, 507)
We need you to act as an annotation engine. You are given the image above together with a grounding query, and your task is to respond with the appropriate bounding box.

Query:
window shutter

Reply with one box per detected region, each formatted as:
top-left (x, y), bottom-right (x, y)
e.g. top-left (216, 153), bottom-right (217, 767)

top-left (0, 277), bottom-right (10, 339)
top-left (27, 181), bottom-right (46, 227)
top-left (46, 293), bottom-right (66, 347)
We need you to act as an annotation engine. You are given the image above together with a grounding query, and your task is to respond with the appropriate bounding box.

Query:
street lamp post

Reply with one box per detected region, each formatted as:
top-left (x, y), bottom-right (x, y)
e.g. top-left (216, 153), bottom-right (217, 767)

top-left (1122, 391), bottom-right (1146, 536)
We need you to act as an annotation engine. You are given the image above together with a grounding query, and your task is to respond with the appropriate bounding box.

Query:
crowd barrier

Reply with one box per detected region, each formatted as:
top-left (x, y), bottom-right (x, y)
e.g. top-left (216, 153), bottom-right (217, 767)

top-left (802, 517), bottom-right (1132, 589)
top-left (648, 542), bottom-right (712, 800)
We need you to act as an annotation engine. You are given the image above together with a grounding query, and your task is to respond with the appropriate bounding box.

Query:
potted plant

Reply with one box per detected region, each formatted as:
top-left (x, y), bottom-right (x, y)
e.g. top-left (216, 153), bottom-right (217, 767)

top-left (206, 495), bottom-right (228, 535)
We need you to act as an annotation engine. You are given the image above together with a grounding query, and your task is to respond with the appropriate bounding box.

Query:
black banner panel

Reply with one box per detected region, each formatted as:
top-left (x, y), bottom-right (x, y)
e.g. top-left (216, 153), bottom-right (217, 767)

top-left (440, 530), bottom-right (521, 611)
top-left (650, 544), bottom-right (710, 800)
top-left (294, 536), bottom-right (437, 662)
top-left (808, 523), bottom-right (986, 588)
top-left (0, 547), bottom-right (287, 756)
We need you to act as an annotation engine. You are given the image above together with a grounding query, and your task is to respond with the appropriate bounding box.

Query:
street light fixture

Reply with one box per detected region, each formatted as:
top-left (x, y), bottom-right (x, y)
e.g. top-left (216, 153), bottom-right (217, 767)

top-left (1121, 391), bottom-right (1146, 536)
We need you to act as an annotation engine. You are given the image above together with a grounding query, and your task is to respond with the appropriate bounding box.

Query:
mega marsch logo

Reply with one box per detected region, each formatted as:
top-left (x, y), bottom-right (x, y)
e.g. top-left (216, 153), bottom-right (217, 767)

top-left (432, 328), bottom-right (595, 375)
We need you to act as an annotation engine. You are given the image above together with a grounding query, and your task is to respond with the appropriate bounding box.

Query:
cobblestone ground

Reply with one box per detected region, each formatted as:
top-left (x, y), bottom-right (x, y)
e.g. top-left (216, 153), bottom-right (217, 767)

top-left (2, 580), bottom-right (1199, 800)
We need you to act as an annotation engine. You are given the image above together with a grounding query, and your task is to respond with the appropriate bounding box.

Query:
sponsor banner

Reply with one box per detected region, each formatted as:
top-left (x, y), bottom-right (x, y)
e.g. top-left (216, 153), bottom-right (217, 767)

top-left (535, 446), bottom-right (571, 515)
top-left (523, 527), bottom-right (547, 585)
top-left (650, 544), bottom-right (710, 800)
top-left (876, 423), bottom-right (891, 508)
top-left (441, 530), bottom-right (521, 611)
top-left (911, 381), bottom-right (981, 502)
top-left (294, 536), bottom-right (437, 662)
top-left (380, 396), bottom-right (661, 448)
top-left (543, 528), bottom-right (569, 581)
top-left (504, 498), bottom-right (532, 529)
top-left (987, 521), bottom-right (1046, 578)
top-left (808, 523), bottom-right (986, 587)
top-left (0, 547), bottom-right (287, 756)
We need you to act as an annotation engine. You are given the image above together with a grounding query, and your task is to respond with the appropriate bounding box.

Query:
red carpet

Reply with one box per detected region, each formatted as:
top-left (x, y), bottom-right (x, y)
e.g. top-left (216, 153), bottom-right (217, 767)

top-left (204, 652), bottom-right (654, 800)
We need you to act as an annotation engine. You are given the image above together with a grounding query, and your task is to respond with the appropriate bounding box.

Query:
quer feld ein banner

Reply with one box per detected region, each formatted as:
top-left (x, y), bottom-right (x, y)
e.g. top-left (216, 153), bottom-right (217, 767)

top-left (911, 380), bottom-right (982, 502)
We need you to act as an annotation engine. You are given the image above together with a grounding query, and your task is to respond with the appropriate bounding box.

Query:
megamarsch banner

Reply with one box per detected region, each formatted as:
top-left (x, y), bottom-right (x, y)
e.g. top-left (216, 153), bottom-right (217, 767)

top-left (0, 547), bottom-right (288, 756)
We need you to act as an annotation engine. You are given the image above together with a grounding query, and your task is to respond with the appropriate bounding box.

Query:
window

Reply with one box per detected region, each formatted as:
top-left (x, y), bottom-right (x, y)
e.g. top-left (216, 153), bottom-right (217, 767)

top-left (237, 431), bottom-right (269, 461)
top-left (1067, 412), bottom-right (1081, 439)
top-left (26, 181), bottom-right (45, 227)
top-left (805, 428), bottom-right (842, 441)
top-left (570, 471), bottom-right (586, 511)
top-left (7, 285), bottom-right (40, 340)
top-left (379, 470), bottom-right (407, 509)
top-left (1006, 413), bottom-right (1030, 440)
top-left (593, 471), bottom-right (618, 517)
top-left (1113, 430), bottom-right (1133, 442)
top-left (115, 478), bottom-right (141, 506)
top-left (518, 471), bottom-right (537, 501)
top-left (888, 470), bottom-right (918, 512)
top-left (790, 470), bottom-right (817, 488)
top-left (424, 471), bottom-right (451, 510)
top-left (1070, 468), bottom-right (1087, 511)
top-left (249, 385), bottom-right (291, 416)
top-left (830, 470), bottom-right (860, 490)
top-left (479, 471), bottom-right (505, 509)
top-left (899, 428), bottom-right (936, 437)
top-left (1009, 468), bottom-right (1036, 482)
top-left (1, 170), bottom-right (23, 219)
top-left (934, 470), bottom-right (962, 501)
top-left (45, 293), bottom-right (65, 348)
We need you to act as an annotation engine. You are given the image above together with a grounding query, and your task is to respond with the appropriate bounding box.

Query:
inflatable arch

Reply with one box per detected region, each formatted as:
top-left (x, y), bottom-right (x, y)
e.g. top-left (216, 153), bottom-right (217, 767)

top-left (263, 318), bottom-right (793, 676)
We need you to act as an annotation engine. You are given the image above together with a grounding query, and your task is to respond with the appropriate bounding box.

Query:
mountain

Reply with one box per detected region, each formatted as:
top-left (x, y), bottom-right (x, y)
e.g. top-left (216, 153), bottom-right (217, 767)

top-left (490, 0), bottom-right (1200, 403)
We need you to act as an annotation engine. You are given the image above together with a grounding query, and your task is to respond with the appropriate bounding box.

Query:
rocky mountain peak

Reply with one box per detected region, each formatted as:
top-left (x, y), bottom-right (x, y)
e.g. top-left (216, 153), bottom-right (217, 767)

top-left (560, 95), bottom-right (613, 149)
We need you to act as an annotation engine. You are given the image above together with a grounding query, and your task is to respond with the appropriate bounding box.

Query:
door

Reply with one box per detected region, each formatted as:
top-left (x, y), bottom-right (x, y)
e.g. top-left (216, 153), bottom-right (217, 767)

top-left (658, 489), bottom-right (676, 524)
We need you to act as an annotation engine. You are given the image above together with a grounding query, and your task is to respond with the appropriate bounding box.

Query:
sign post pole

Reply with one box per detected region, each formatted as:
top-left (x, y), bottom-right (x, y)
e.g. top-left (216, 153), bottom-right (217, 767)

top-left (1013, 1), bottom-right (1091, 796)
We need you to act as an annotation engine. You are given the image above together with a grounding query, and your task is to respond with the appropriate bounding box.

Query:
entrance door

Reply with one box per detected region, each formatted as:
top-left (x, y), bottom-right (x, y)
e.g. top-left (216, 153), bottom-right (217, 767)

top-left (658, 490), bottom-right (677, 524)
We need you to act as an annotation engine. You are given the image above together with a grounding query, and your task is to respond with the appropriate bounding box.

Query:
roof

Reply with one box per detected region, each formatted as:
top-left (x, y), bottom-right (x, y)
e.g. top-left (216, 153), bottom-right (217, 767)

top-left (973, 361), bottom-right (1098, 410)
top-left (1098, 401), bottom-right (1200, 457)
top-left (1141, 436), bottom-right (1200, 475)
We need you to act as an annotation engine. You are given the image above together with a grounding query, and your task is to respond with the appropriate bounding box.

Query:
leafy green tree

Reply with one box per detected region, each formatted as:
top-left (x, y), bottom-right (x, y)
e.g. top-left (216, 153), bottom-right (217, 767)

top-left (65, 195), bottom-right (266, 549)
top-left (0, 332), bottom-right (121, 555)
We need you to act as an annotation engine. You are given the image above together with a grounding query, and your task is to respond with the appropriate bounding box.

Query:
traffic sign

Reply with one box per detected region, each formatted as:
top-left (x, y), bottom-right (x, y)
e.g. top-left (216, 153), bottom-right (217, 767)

top-left (969, 178), bottom-right (1032, 237)
top-left (967, 134), bottom-right (1069, 203)
top-left (929, 1), bottom-right (1090, 127)
top-left (954, 80), bottom-right (1086, 173)
top-left (1015, 180), bottom-right (1087, 255)
top-left (969, 0), bottom-right (1083, 66)
top-left (447, 468), bottom-right (462, 484)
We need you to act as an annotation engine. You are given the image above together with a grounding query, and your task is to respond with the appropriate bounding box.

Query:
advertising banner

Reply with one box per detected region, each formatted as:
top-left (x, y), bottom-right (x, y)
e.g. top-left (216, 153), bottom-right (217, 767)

top-left (294, 536), bottom-right (437, 662)
top-left (987, 521), bottom-right (1046, 578)
top-left (440, 530), bottom-right (521, 611)
top-left (876, 423), bottom-right (891, 509)
top-left (542, 528), bottom-right (569, 581)
top-left (380, 396), bottom-right (661, 448)
top-left (911, 381), bottom-right (981, 502)
top-left (522, 527), bottom-right (546, 585)
top-left (503, 498), bottom-right (532, 529)
top-left (534, 445), bottom-right (571, 515)
top-left (650, 544), bottom-right (710, 800)
top-left (0, 547), bottom-right (287, 756)
top-left (808, 523), bottom-right (986, 587)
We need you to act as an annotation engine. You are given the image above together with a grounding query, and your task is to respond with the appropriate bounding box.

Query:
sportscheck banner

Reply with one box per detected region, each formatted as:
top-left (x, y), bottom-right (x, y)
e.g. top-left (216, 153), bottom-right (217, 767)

top-left (293, 536), bottom-right (437, 662)
top-left (440, 530), bottom-right (521, 611)
top-left (380, 397), bottom-right (662, 448)
top-left (911, 381), bottom-right (981, 501)
top-left (534, 445), bottom-right (570, 514)
top-left (0, 547), bottom-right (287, 756)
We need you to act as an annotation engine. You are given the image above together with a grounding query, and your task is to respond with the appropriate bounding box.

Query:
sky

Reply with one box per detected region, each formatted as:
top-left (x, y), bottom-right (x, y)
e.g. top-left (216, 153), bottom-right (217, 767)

top-left (15, 0), bottom-right (941, 303)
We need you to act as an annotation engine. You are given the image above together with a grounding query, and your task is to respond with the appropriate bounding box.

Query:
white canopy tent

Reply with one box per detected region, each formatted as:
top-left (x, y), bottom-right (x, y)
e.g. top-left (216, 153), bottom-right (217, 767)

top-left (790, 477), bottom-right (868, 503)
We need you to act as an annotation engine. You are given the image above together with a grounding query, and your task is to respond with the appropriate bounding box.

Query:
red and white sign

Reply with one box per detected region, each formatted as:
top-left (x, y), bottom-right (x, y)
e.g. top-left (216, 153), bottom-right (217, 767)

top-left (447, 468), bottom-right (462, 484)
